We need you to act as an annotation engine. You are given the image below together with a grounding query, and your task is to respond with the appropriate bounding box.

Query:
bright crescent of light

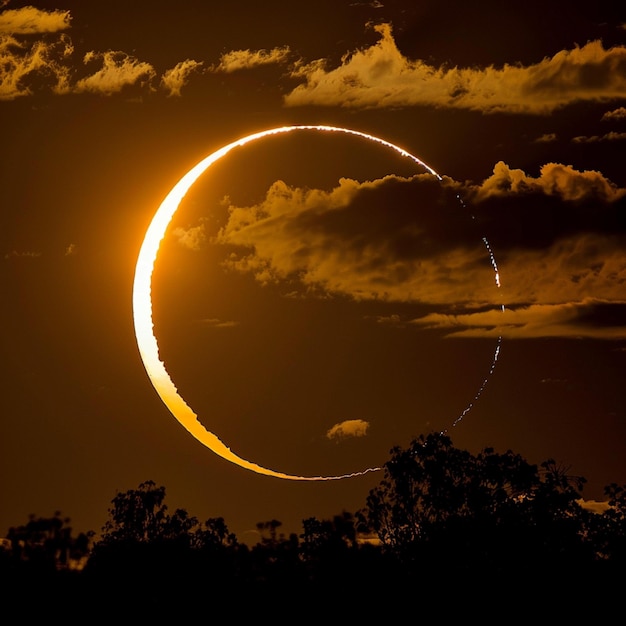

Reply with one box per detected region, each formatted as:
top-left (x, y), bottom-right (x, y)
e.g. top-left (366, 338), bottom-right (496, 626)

top-left (132, 125), bottom-right (441, 481)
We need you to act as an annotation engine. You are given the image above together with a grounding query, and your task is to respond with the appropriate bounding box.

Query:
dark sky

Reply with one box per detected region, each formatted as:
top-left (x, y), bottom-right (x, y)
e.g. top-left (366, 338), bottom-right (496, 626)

top-left (1, 0), bottom-right (625, 543)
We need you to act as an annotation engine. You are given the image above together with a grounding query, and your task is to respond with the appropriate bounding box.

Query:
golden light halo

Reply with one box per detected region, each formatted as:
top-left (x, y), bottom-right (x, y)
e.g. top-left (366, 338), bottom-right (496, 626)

top-left (132, 125), bottom-right (497, 480)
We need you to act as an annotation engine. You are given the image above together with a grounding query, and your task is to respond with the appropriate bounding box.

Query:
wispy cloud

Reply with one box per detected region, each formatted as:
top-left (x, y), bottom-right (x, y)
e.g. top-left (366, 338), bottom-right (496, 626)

top-left (161, 59), bottom-right (203, 96)
top-left (572, 131), bottom-right (626, 143)
top-left (199, 318), bottom-right (239, 329)
top-left (4, 246), bottom-right (80, 260)
top-left (326, 419), bottom-right (370, 441)
top-left (411, 300), bottom-right (626, 340)
top-left (210, 46), bottom-right (291, 73)
top-left (498, 234), bottom-right (625, 308)
top-left (534, 133), bottom-right (557, 143)
top-left (0, 5), bottom-right (289, 99)
top-left (0, 6), bottom-right (70, 34)
top-left (173, 224), bottom-right (206, 251)
top-left (0, 33), bottom-right (73, 99)
top-left (0, 6), bottom-right (176, 99)
top-left (285, 23), bottom-right (626, 114)
top-left (74, 50), bottom-right (156, 96)
top-left (4, 249), bottom-right (42, 259)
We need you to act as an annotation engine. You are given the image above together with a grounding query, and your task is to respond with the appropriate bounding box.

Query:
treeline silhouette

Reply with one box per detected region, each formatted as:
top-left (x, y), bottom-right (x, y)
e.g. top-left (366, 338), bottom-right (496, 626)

top-left (3, 432), bottom-right (625, 617)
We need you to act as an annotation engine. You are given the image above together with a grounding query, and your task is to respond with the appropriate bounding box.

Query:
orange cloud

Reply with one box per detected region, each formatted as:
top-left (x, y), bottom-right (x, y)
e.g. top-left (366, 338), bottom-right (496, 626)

top-left (4, 249), bottom-right (42, 259)
top-left (411, 300), bottom-right (626, 340)
top-left (173, 224), bottom-right (206, 251)
top-left (215, 174), bottom-right (497, 306)
top-left (215, 158), bottom-right (626, 340)
top-left (0, 6), bottom-right (71, 34)
top-left (572, 131), bottom-right (626, 143)
top-left (0, 34), bottom-right (73, 99)
top-left (326, 419), bottom-right (370, 441)
top-left (534, 133), bottom-right (558, 143)
top-left (465, 163), bottom-right (626, 331)
top-left (471, 161), bottom-right (626, 203)
top-left (285, 23), bottom-right (626, 114)
top-left (210, 46), bottom-right (291, 73)
top-left (499, 235), bottom-right (626, 306)
top-left (161, 59), bottom-right (203, 96)
top-left (602, 106), bottom-right (626, 121)
top-left (74, 51), bottom-right (156, 96)
top-left (199, 318), bottom-right (239, 329)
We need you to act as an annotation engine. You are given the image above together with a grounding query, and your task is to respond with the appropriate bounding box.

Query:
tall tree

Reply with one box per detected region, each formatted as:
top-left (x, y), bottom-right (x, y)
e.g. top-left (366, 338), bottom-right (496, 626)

top-left (357, 432), bottom-right (591, 573)
top-left (87, 480), bottom-right (206, 586)
top-left (97, 480), bottom-right (179, 545)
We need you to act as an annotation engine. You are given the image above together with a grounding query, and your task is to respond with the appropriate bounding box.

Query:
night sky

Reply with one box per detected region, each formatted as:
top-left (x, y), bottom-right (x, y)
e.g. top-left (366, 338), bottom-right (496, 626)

top-left (1, 0), bottom-right (625, 543)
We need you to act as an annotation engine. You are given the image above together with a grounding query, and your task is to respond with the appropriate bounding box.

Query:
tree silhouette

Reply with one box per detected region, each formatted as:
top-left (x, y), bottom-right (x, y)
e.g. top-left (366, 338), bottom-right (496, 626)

top-left (86, 479), bottom-right (249, 599)
top-left (255, 519), bottom-right (284, 546)
top-left (300, 511), bottom-right (357, 562)
top-left (193, 516), bottom-right (238, 551)
top-left (87, 480), bottom-right (205, 590)
top-left (245, 519), bottom-right (301, 586)
top-left (5, 512), bottom-right (91, 572)
top-left (97, 480), bottom-right (180, 545)
top-left (5, 439), bottom-right (626, 616)
top-left (357, 431), bottom-right (593, 576)
top-left (587, 482), bottom-right (626, 563)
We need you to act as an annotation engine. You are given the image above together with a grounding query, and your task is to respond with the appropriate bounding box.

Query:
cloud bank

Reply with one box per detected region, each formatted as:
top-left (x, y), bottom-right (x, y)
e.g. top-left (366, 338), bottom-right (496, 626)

top-left (285, 23), bottom-right (626, 114)
top-left (214, 161), bottom-right (626, 340)
top-left (216, 174), bottom-right (496, 306)
top-left (412, 300), bottom-right (626, 340)
top-left (0, 6), bottom-right (201, 98)
top-left (3, 8), bottom-right (625, 113)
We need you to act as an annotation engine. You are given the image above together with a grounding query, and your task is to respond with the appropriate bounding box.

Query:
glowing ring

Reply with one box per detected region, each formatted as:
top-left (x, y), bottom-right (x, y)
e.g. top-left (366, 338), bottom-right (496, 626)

top-left (132, 125), bottom-right (500, 480)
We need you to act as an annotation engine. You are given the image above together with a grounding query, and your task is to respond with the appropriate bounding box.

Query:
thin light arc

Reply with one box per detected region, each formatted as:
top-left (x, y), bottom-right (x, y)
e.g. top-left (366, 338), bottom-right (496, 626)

top-left (132, 124), bottom-right (498, 480)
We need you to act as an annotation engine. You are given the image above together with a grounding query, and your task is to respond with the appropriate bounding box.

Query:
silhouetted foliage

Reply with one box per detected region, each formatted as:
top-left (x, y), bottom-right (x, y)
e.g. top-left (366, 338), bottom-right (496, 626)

top-left (255, 518), bottom-right (284, 546)
top-left (4, 512), bottom-right (91, 572)
top-left (586, 482), bottom-right (626, 562)
top-left (357, 431), bottom-right (595, 576)
top-left (192, 516), bottom-right (238, 550)
top-left (86, 479), bottom-right (245, 595)
top-left (300, 512), bottom-right (358, 564)
top-left (4, 434), bottom-right (626, 616)
top-left (96, 480), bottom-right (181, 545)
